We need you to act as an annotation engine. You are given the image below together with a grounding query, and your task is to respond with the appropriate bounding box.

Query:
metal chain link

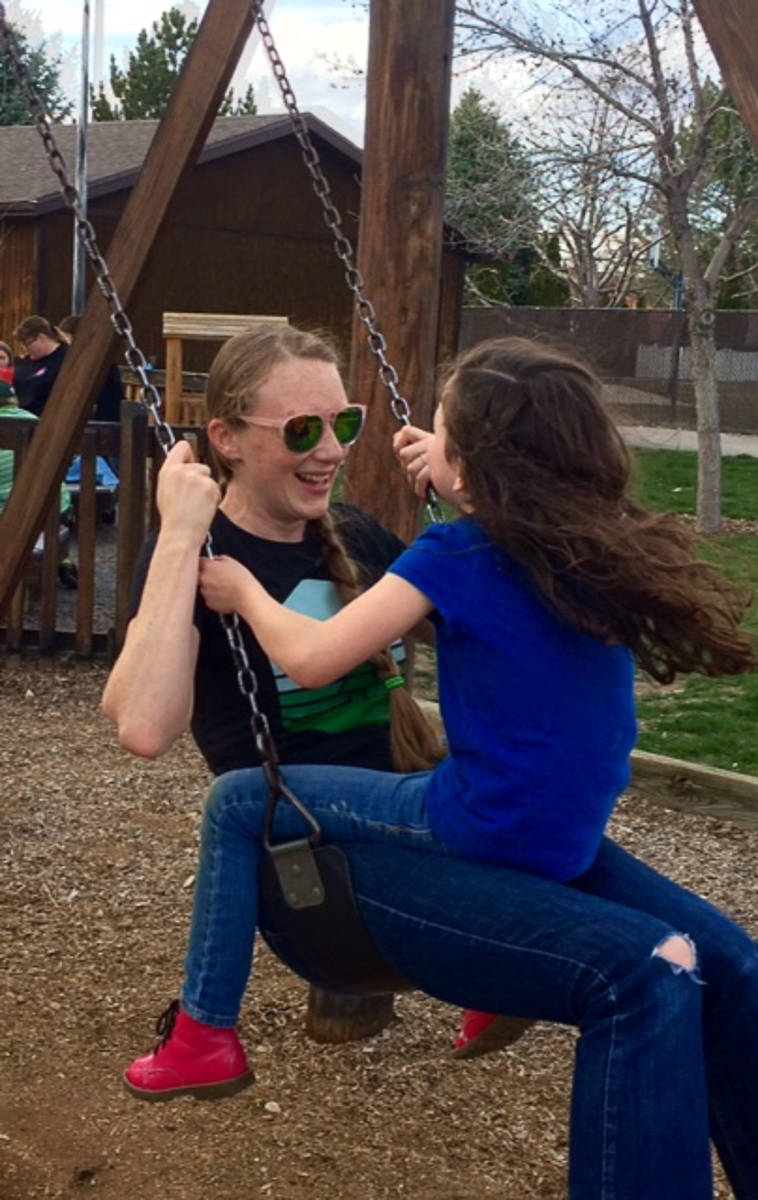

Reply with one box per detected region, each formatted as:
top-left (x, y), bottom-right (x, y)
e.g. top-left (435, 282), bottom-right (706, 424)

top-left (251, 2), bottom-right (443, 520)
top-left (0, 3), bottom-right (284, 770)
top-left (251, 1), bottom-right (413, 426)
top-left (0, 6), bottom-right (172, 446)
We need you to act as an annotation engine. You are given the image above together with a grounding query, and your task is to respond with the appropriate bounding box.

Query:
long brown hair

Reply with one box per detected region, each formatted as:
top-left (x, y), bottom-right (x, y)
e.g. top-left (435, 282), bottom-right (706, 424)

top-left (442, 337), bottom-right (755, 684)
top-left (206, 322), bottom-right (444, 770)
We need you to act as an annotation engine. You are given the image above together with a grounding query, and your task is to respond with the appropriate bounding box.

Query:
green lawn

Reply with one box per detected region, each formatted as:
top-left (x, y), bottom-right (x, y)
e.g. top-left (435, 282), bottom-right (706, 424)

top-left (632, 449), bottom-right (758, 521)
top-left (628, 450), bottom-right (758, 774)
top-left (634, 528), bottom-right (758, 775)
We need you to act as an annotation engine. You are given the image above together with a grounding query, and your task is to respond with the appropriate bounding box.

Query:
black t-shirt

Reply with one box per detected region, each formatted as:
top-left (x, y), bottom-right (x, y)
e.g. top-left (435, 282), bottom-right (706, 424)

top-left (93, 364), bottom-right (125, 422)
top-left (129, 504), bottom-right (405, 776)
top-left (14, 344), bottom-right (67, 416)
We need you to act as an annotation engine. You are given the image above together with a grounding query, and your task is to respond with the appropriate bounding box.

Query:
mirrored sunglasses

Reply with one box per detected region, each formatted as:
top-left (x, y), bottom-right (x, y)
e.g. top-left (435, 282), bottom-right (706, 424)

top-left (241, 404), bottom-right (366, 454)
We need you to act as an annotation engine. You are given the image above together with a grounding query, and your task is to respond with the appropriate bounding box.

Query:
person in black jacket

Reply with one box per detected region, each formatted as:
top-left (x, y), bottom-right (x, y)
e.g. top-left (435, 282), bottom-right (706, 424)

top-left (58, 314), bottom-right (125, 422)
top-left (12, 316), bottom-right (67, 417)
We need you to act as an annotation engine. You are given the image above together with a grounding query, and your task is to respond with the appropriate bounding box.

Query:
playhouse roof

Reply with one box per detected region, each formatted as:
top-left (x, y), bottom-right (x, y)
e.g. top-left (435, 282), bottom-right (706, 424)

top-left (0, 113), bottom-right (361, 215)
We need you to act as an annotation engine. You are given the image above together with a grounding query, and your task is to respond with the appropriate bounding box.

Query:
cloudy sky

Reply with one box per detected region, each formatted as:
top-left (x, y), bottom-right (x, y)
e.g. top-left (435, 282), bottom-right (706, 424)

top-left (6, 0), bottom-right (534, 144)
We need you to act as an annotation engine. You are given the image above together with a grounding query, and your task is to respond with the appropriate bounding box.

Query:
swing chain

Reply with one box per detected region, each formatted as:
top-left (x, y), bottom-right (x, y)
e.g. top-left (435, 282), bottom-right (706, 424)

top-left (252, 2), bottom-right (444, 521)
top-left (0, 6), bottom-right (172, 447)
top-left (0, 5), bottom-right (279, 766)
top-left (251, 1), bottom-right (413, 428)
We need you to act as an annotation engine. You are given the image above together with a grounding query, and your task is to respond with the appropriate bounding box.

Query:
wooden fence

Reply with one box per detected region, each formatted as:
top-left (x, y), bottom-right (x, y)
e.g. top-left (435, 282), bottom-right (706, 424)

top-left (0, 402), bottom-right (209, 658)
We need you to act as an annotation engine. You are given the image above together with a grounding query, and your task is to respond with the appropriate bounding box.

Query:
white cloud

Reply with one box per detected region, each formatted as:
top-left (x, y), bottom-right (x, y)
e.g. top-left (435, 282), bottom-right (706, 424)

top-left (7, 0), bottom-right (545, 143)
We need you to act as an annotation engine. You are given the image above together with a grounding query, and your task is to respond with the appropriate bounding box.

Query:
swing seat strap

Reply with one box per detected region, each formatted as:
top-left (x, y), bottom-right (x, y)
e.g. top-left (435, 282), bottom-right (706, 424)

top-left (259, 841), bottom-right (412, 995)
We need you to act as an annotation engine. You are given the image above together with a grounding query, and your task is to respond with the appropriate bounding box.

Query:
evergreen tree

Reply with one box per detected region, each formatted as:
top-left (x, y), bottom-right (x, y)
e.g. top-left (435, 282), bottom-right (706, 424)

top-left (446, 88), bottom-right (542, 305)
top-left (681, 81), bottom-right (758, 309)
top-left (92, 7), bottom-right (256, 121)
top-left (0, 22), bottom-right (72, 125)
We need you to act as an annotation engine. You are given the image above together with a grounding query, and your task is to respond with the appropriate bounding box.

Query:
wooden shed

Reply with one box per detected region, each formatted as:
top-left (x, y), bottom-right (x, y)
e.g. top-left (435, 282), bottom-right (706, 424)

top-left (0, 113), bottom-right (469, 378)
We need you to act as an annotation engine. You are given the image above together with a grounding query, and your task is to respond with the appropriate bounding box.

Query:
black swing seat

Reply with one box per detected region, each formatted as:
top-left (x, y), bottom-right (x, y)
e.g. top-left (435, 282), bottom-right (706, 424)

top-left (259, 837), bottom-right (413, 996)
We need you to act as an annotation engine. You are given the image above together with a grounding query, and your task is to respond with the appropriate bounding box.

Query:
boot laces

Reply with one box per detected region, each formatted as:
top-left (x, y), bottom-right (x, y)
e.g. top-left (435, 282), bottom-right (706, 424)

top-left (153, 999), bottom-right (180, 1052)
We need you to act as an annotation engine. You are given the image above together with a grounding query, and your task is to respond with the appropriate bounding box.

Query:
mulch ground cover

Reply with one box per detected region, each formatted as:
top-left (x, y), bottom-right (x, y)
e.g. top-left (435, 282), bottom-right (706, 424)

top-left (2, 656), bottom-right (751, 1199)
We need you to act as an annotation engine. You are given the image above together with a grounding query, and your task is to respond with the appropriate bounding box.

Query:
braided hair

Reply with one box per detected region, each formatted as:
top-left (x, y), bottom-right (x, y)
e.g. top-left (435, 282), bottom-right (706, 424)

top-left (311, 511), bottom-right (445, 772)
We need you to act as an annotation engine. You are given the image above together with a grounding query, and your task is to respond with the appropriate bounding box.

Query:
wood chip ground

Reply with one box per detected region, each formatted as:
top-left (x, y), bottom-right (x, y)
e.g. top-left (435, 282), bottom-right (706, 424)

top-left (1, 658), bottom-right (750, 1199)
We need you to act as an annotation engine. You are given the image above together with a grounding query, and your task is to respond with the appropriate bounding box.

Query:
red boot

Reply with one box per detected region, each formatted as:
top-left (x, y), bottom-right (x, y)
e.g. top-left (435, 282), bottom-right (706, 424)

top-left (453, 1008), bottom-right (536, 1060)
top-left (124, 1000), bottom-right (254, 1102)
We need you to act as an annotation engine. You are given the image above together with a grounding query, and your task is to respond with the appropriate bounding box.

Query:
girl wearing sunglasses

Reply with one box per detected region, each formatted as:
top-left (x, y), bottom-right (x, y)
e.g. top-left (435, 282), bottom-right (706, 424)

top-left (123, 335), bottom-right (757, 1200)
top-left (105, 323), bottom-right (441, 776)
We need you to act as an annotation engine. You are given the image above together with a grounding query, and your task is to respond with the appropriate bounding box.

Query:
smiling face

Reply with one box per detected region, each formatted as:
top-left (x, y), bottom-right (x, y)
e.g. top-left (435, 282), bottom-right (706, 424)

top-left (211, 356), bottom-right (353, 542)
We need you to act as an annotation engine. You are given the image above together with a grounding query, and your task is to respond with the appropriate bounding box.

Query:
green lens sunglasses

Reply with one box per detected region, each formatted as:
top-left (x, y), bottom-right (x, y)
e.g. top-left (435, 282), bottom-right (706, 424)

top-left (241, 404), bottom-right (367, 454)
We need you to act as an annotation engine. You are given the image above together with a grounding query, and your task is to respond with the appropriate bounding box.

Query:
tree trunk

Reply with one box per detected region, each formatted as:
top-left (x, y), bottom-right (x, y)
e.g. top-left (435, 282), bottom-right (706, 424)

top-left (687, 308), bottom-right (722, 534)
top-left (305, 991), bottom-right (396, 1044)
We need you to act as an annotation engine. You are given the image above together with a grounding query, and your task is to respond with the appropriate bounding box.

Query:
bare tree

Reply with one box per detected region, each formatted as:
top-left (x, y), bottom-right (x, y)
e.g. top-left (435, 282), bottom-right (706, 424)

top-left (523, 94), bottom-right (658, 307)
top-left (456, 0), bottom-right (758, 532)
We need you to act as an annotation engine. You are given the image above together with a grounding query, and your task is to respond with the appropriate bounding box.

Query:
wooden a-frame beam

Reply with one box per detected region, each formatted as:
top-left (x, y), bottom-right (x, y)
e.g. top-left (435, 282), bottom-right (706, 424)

top-left (692, 0), bottom-right (758, 155)
top-left (0, 0), bottom-right (255, 615)
top-left (344, 0), bottom-right (456, 544)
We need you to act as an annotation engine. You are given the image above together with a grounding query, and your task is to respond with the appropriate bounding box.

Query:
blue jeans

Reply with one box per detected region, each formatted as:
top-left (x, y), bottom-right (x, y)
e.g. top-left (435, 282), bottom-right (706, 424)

top-left (183, 766), bottom-right (758, 1200)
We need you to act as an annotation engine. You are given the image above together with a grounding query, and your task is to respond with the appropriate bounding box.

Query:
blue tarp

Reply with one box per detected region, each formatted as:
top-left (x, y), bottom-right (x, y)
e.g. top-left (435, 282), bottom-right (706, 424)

top-left (66, 456), bottom-right (119, 489)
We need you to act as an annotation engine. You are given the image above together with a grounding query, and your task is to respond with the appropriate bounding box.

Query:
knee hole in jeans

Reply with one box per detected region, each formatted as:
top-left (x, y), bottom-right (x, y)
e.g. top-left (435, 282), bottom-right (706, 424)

top-left (652, 933), bottom-right (697, 975)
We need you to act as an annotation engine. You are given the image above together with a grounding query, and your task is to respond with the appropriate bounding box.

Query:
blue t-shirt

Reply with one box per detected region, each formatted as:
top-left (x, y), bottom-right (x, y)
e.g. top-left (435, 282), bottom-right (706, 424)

top-left (390, 519), bottom-right (636, 882)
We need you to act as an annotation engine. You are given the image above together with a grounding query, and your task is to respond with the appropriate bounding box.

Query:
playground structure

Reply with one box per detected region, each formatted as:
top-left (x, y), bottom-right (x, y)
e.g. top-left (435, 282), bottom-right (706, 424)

top-left (162, 313), bottom-right (288, 425)
top-left (2, 0), bottom-right (757, 607)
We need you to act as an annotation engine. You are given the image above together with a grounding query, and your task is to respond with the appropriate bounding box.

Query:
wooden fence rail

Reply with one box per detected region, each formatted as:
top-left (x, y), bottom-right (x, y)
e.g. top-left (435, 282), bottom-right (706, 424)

top-left (0, 402), bottom-right (209, 657)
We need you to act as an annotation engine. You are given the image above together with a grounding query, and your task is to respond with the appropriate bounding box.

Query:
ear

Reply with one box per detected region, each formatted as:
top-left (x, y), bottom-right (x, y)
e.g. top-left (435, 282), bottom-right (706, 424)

top-left (451, 466), bottom-right (474, 513)
top-left (207, 417), bottom-right (243, 467)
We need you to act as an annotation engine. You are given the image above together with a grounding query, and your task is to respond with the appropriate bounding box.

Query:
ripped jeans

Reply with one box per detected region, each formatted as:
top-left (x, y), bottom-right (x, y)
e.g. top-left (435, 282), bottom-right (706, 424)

top-left (183, 766), bottom-right (758, 1200)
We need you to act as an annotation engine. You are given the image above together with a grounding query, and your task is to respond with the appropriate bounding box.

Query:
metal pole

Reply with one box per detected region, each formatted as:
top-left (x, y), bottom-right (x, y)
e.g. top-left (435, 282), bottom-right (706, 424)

top-left (72, 0), bottom-right (90, 315)
top-left (92, 0), bottom-right (104, 93)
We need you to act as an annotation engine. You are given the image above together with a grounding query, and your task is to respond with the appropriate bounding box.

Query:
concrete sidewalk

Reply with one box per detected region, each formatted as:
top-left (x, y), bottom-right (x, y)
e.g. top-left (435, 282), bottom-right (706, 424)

top-left (621, 425), bottom-right (758, 458)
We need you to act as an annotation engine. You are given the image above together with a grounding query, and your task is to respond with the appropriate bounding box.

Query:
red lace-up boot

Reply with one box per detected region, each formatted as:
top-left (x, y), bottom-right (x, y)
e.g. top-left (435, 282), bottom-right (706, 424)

top-left (124, 1000), bottom-right (254, 1102)
top-left (452, 1008), bottom-right (537, 1060)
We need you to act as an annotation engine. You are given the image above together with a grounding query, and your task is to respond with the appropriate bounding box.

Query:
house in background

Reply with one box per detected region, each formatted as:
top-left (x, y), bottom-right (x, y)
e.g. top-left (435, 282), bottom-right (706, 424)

top-left (0, 114), bottom-right (469, 381)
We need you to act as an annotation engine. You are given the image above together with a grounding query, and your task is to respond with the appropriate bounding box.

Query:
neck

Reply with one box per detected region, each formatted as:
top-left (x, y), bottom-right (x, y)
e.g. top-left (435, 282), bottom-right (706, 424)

top-left (220, 483), bottom-right (307, 543)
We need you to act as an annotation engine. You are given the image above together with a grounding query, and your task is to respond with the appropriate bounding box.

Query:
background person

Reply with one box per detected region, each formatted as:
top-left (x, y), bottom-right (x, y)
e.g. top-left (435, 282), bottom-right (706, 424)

top-left (58, 315), bottom-right (125, 424)
top-left (0, 340), bottom-right (14, 385)
top-left (12, 316), bottom-right (67, 417)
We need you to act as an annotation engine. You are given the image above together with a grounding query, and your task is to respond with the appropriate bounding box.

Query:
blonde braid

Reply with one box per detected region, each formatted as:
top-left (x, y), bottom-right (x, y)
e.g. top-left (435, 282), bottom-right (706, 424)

top-left (312, 512), bottom-right (446, 772)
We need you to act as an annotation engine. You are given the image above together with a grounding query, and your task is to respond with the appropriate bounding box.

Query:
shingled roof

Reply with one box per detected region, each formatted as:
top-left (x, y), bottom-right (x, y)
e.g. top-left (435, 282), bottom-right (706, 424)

top-left (0, 113), bottom-right (361, 215)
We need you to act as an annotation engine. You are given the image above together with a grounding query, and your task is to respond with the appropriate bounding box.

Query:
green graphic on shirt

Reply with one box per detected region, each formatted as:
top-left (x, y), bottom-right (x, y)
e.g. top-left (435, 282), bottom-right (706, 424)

top-left (272, 579), bottom-right (404, 735)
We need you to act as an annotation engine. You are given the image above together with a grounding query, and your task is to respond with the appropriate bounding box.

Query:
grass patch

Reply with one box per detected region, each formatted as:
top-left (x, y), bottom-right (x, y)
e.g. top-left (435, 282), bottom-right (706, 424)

top-left (631, 449), bottom-right (758, 520)
top-left (635, 532), bottom-right (758, 774)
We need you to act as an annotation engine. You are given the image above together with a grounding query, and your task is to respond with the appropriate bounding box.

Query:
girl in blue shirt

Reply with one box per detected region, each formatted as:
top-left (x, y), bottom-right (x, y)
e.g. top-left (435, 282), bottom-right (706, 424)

top-left (125, 337), bottom-right (756, 1200)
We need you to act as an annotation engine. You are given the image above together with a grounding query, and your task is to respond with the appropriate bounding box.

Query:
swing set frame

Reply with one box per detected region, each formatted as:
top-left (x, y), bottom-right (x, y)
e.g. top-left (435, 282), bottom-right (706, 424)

top-left (1, 0), bottom-right (755, 609)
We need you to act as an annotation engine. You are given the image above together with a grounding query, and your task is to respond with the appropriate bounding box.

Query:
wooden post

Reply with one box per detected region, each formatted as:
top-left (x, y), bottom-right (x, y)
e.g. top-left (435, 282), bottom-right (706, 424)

top-left (115, 402), bottom-right (149, 651)
top-left (692, 0), bottom-right (758, 154)
top-left (3, 424), bottom-right (33, 650)
top-left (164, 336), bottom-right (183, 425)
top-left (0, 0), bottom-right (256, 617)
top-left (306, 0), bottom-right (456, 1047)
top-left (343, 0), bottom-right (456, 544)
top-left (75, 427), bottom-right (98, 658)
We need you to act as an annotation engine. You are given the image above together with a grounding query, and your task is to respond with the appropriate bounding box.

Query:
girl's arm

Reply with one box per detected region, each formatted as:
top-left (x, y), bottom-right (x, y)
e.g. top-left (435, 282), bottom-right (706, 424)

top-left (199, 557), bottom-right (433, 689)
top-left (102, 442), bottom-right (220, 757)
